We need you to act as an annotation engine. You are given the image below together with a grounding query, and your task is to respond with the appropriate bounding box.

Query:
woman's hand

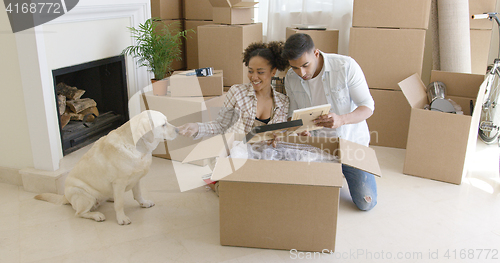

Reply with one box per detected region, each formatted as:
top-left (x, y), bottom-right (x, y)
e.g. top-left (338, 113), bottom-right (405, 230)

top-left (177, 123), bottom-right (199, 137)
top-left (267, 132), bottom-right (282, 148)
top-left (298, 130), bottom-right (311, 137)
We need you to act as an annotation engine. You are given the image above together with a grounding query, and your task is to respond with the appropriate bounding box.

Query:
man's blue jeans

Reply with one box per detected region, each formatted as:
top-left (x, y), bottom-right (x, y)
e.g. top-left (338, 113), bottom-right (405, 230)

top-left (342, 164), bottom-right (378, 211)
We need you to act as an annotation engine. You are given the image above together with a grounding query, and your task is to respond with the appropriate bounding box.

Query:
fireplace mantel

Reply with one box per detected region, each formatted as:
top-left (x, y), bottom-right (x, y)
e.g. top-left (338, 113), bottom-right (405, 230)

top-left (15, 0), bottom-right (151, 174)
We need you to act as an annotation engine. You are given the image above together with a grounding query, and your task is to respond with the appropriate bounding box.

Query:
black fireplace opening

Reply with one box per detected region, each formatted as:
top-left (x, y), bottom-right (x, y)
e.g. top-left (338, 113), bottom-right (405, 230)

top-left (53, 55), bottom-right (129, 155)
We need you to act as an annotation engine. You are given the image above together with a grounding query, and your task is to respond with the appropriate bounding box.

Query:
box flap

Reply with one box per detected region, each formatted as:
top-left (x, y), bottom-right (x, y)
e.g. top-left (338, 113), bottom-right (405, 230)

top-left (182, 133), bottom-right (235, 163)
top-left (231, 1), bottom-right (257, 8)
top-left (339, 139), bottom-right (382, 177)
top-left (430, 70), bottom-right (485, 98)
top-left (211, 157), bottom-right (344, 187)
top-left (209, 0), bottom-right (256, 8)
top-left (398, 73), bottom-right (428, 109)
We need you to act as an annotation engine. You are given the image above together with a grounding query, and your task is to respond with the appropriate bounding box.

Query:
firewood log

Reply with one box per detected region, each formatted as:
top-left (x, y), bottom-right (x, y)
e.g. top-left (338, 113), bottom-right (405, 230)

top-left (56, 83), bottom-right (85, 100)
top-left (57, 95), bottom-right (66, 115)
top-left (60, 114), bottom-right (71, 128)
top-left (66, 98), bottom-right (97, 113)
top-left (68, 106), bottom-right (99, 121)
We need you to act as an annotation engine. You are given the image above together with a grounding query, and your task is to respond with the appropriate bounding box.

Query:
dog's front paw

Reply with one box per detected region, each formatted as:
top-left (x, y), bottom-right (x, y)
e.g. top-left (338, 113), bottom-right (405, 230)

top-left (140, 200), bottom-right (155, 208)
top-left (117, 215), bottom-right (131, 225)
top-left (92, 212), bottom-right (106, 222)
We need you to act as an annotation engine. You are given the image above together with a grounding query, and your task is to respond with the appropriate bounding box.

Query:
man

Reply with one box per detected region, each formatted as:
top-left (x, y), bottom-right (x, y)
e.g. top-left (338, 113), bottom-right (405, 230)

top-left (282, 33), bottom-right (377, 211)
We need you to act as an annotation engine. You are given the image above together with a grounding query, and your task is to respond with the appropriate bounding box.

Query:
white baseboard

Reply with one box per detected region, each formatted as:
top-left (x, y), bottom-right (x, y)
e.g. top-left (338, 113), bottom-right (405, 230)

top-left (0, 166), bottom-right (23, 186)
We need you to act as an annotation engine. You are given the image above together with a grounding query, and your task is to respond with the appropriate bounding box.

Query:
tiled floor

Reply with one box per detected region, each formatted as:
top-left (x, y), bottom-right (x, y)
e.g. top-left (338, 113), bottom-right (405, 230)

top-left (1, 140), bottom-right (499, 263)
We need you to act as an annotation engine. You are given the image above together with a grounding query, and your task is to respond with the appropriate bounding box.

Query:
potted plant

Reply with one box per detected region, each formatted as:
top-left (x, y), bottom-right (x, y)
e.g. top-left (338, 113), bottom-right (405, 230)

top-left (122, 18), bottom-right (191, 95)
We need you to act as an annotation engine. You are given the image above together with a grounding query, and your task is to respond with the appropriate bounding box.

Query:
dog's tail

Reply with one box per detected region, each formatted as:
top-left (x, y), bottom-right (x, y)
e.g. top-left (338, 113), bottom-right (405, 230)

top-left (34, 193), bottom-right (70, 205)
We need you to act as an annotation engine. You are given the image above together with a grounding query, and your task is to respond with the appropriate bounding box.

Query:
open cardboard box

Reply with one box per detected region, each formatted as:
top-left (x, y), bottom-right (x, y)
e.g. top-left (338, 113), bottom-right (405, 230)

top-left (170, 70), bottom-right (223, 97)
top-left (183, 133), bottom-right (381, 252)
top-left (140, 91), bottom-right (226, 165)
top-left (398, 71), bottom-right (486, 184)
top-left (209, 0), bottom-right (257, 25)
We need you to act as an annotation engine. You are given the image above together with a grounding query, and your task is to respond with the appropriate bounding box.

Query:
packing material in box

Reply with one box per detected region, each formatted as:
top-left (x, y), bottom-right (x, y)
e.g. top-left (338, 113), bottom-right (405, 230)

top-left (352, 0), bottom-right (431, 29)
top-left (183, 134), bottom-right (382, 252)
top-left (349, 27), bottom-right (426, 90)
top-left (398, 71), bottom-right (486, 185)
top-left (286, 27), bottom-right (339, 54)
top-left (170, 70), bottom-right (223, 96)
top-left (470, 29), bottom-right (492, 75)
top-left (367, 89), bottom-right (411, 149)
top-left (209, 0), bottom-right (256, 25)
top-left (140, 91), bottom-right (226, 165)
top-left (151, 0), bottom-right (182, 20)
top-left (198, 23), bottom-right (263, 86)
top-left (185, 20), bottom-right (215, 69)
top-left (184, 0), bottom-right (213, 20)
top-left (469, 0), bottom-right (497, 30)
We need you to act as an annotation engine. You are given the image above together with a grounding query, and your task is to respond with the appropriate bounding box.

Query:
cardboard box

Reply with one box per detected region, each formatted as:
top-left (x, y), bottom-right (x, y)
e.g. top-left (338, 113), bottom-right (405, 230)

top-left (151, 0), bottom-right (183, 20)
top-left (185, 20), bottom-right (215, 69)
top-left (156, 19), bottom-right (187, 71)
top-left (349, 27), bottom-right (426, 90)
top-left (209, 0), bottom-right (257, 25)
top-left (470, 29), bottom-right (492, 75)
top-left (184, 0), bottom-right (213, 20)
top-left (286, 27), bottom-right (339, 54)
top-left (367, 89), bottom-right (411, 149)
top-left (398, 71), bottom-right (486, 184)
top-left (198, 23), bottom-right (263, 86)
top-left (140, 91), bottom-right (226, 165)
top-left (469, 0), bottom-right (497, 30)
top-left (183, 134), bottom-right (382, 252)
top-left (352, 0), bottom-right (431, 29)
top-left (169, 70), bottom-right (223, 96)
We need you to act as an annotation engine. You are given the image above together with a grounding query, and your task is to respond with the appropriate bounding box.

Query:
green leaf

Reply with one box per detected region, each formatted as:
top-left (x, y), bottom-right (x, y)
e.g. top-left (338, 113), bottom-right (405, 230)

top-left (121, 18), bottom-right (194, 80)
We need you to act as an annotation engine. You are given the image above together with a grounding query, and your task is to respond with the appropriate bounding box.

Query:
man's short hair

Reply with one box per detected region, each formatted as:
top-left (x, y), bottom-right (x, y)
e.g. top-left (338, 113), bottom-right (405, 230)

top-left (282, 33), bottom-right (315, 60)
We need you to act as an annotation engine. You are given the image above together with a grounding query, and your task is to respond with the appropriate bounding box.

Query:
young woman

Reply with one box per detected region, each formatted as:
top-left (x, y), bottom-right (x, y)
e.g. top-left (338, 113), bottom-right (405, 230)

top-left (178, 41), bottom-right (290, 139)
top-left (178, 41), bottom-right (290, 195)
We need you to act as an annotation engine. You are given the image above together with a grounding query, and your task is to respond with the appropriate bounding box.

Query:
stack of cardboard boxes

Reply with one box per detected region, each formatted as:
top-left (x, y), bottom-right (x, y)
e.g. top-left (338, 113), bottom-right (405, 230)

top-left (151, 0), bottom-right (187, 71)
top-left (184, 0), bottom-right (214, 69)
top-left (197, 0), bottom-right (263, 89)
top-left (469, 0), bottom-right (496, 74)
top-left (349, 0), bottom-right (432, 149)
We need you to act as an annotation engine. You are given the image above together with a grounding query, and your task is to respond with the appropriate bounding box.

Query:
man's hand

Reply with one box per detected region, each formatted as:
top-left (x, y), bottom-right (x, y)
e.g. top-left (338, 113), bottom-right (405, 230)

top-left (177, 123), bottom-right (199, 137)
top-left (313, 113), bottom-right (345, 129)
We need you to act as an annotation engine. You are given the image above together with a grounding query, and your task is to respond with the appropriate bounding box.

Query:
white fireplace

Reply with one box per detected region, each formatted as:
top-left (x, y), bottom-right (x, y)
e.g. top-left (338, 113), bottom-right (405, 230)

top-left (15, 0), bottom-right (151, 192)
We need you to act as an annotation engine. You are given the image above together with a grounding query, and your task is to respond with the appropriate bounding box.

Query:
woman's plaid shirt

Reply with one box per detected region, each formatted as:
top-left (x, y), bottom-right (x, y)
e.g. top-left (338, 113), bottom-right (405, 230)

top-left (194, 83), bottom-right (289, 139)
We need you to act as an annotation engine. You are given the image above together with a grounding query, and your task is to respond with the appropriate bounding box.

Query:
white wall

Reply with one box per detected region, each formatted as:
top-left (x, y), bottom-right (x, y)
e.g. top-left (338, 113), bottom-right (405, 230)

top-left (42, 18), bottom-right (139, 98)
top-left (0, 5), bottom-right (34, 170)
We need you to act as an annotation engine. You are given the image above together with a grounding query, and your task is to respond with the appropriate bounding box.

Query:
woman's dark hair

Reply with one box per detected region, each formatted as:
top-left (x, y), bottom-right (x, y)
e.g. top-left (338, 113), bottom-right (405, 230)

top-left (243, 41), bottom-right (289, 71)
top-left (281, 33), bottom-right (315, 61)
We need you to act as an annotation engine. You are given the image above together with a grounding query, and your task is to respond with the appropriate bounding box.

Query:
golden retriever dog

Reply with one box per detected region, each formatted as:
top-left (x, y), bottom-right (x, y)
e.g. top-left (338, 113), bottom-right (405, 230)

top-left (35, 110), bottom-right (177, 225)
